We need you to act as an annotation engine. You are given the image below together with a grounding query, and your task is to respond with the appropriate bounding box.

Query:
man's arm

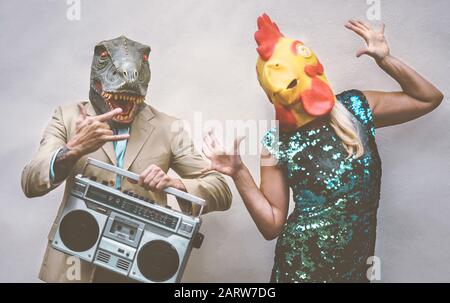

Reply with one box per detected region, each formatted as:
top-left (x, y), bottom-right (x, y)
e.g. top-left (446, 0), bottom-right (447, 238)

top-left (169, 129), bottom-right (233, 214)
top-left (21, 104), bottom-right (129, 198)
top-left (21, 106), bottom-right (68, 197)
top-left (137, 127), bottom-right (233, 214)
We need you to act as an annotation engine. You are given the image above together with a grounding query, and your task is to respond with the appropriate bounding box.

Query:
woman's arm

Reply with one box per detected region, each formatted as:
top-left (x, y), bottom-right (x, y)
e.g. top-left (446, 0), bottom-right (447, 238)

top-left (345, 20), bottom-right (444, 128)
top-left (202, 132), bottom-right (289, 240)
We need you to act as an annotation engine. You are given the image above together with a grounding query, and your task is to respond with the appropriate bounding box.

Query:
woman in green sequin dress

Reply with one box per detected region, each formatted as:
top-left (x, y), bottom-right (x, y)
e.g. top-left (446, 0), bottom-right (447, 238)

top-left (202, 17), bottom-right (443, 282)
top-left (261, 89), bottom-right (381, 282)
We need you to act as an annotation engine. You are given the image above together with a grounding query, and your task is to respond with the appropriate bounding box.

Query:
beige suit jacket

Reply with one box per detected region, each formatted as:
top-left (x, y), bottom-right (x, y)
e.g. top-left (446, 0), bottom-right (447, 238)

top-left (21, 101), bottom-right (232, 283)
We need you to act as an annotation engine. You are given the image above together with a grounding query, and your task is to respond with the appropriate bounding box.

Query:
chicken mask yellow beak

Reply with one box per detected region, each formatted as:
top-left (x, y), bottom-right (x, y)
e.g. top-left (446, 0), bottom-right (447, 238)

top-left (255, 14), bottom-right (336, 132)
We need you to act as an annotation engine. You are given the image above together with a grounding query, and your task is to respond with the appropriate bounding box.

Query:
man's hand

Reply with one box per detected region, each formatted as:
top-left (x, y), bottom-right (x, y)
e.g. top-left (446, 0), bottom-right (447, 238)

top-left (51, 104), bottom-right (130, 184)
top-left (138, 164), bottom-right (186, 192)
top-left (66, 104), bottom-right (130, 158)
top-left (345, 19), bottom-right (390, 62)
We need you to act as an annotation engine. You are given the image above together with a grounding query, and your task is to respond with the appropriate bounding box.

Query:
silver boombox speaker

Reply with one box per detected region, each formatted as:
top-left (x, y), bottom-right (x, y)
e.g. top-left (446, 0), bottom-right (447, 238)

top-left (51, 158), bottom-right (206, 283)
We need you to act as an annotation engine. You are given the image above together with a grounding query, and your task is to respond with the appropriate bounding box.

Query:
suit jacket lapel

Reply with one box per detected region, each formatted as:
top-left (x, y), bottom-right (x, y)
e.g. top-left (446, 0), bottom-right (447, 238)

top-left (85, 102), bottom-right (116, 165)
top-left (123, 105), bottom-right (156, 171)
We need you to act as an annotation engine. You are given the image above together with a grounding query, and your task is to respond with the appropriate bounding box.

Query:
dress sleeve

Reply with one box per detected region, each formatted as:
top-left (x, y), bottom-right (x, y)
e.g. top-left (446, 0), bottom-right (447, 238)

top-left (336, 89), bottom-right (376, 137)
top-left (261, 127), bottom-right (288, 165)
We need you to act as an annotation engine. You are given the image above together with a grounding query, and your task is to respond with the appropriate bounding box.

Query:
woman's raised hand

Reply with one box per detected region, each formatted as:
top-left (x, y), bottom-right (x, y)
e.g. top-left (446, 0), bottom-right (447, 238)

top-left (345, 19), bottom-right (390, 62)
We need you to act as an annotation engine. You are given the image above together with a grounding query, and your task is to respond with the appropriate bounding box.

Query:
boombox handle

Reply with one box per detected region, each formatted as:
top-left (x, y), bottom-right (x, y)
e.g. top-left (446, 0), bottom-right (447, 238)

top-left (82, 158), bottom-right (205, 217)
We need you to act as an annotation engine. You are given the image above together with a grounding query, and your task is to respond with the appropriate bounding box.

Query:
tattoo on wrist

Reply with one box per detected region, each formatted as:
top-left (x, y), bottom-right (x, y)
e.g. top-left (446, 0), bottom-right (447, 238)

top-left (56, 146), bottom-right (73, 161)
top-left (53, 146), bottom-right (77, 183)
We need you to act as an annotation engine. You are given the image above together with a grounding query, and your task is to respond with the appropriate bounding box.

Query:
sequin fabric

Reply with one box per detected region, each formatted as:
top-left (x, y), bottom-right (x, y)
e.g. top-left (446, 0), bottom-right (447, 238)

top-left (262, 90), bottom-right (382, 283)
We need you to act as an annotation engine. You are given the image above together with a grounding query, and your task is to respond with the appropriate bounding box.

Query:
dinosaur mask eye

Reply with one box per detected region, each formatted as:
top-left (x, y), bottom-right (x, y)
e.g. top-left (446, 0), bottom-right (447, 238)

top-left (143, 54), bottom-right (149, 62)
top-left (100, 51), bottom-right (109, 59)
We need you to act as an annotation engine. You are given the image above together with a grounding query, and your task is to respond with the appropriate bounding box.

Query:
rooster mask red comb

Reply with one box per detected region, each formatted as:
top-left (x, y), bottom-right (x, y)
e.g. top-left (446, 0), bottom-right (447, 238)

top-left (255, 13), bottom-right (336, 132)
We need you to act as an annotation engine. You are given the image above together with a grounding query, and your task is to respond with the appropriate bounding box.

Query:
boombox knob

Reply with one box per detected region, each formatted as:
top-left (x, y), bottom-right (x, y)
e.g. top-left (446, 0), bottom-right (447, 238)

top-left (193, 232), bottom-right (204, 249)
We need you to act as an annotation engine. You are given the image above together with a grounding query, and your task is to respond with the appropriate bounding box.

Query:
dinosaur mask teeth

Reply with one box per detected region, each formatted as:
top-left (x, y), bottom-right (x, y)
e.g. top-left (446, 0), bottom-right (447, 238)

top-left (101, 91), bottom-right (145, 104)
top-left (102, 91), bottom-right (145, 124)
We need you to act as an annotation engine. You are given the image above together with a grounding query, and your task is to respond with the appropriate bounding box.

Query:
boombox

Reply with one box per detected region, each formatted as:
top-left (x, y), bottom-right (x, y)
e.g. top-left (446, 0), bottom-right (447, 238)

top-left (51, 158), bottom-right (206, 283)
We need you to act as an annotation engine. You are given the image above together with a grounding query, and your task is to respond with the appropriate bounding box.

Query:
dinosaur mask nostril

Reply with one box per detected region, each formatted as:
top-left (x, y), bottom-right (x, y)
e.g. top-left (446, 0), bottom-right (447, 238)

top-left (287, 79), bottom-right (298, 89)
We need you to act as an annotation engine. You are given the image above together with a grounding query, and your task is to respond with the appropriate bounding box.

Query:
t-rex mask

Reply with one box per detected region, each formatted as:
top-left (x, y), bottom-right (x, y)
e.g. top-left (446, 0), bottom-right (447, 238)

top-left (255, 14), bottom-right (336, 132)
top-left (89, 35), bottom-right (151, 128)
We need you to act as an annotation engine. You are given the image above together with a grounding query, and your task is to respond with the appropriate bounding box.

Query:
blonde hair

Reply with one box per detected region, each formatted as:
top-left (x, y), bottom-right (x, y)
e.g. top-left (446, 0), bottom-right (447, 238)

top-left (329, 101), bottom-right (364, 159)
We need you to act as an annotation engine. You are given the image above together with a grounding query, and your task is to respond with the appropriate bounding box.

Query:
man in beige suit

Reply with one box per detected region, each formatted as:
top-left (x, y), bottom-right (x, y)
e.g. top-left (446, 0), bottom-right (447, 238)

top-left (21, 36), bottom-right (232, 283)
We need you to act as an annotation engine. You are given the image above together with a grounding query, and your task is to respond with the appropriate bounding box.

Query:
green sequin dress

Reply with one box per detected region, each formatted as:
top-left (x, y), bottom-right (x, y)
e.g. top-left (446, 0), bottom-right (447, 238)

top-left (262, 90), bottom-right (382, 283)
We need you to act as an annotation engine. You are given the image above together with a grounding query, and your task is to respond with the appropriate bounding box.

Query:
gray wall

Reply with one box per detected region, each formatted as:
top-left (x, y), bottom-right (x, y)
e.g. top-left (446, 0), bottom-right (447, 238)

top-left (1, 0), bottom-right (449, 282)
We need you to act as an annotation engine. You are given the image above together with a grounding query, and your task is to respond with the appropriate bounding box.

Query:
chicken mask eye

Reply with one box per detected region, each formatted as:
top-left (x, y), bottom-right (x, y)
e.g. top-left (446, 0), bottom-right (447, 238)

top-left (292, 41), bottom-right (312, 58)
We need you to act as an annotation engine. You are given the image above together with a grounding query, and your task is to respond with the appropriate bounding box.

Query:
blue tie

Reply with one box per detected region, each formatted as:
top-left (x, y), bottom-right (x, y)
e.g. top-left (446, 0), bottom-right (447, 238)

top-left (113, 128), bottom-right (130, 189)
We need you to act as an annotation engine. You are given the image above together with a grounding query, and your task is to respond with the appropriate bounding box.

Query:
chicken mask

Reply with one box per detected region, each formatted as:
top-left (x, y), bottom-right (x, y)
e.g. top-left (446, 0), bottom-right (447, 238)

top-left (255, 14), bottom-right (336, 132)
